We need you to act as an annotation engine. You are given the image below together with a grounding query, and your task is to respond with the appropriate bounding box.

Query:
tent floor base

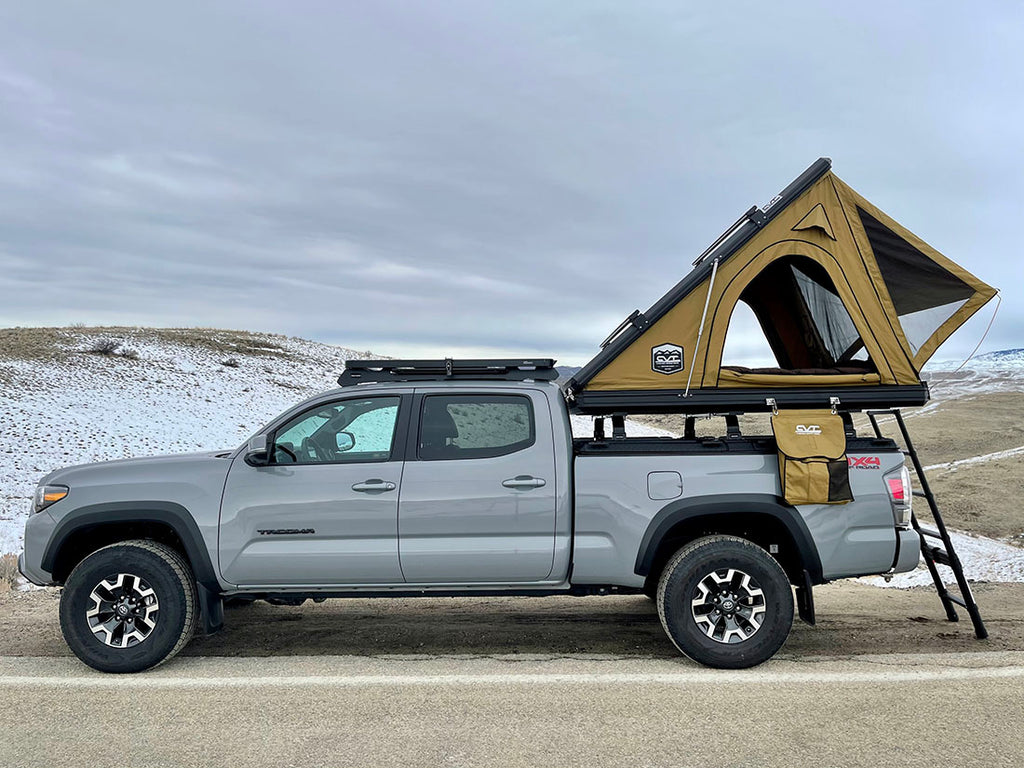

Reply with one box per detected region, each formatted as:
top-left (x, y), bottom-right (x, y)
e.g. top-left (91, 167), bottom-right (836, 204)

top-left (569, 383), bottom-right (930, 416)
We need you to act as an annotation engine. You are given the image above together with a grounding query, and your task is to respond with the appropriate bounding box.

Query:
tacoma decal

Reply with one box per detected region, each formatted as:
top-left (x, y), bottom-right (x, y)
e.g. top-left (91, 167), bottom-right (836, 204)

top-left (651, 343), bottom-right (684, 375)
top-left (257, 528), bottom-right (316, 536)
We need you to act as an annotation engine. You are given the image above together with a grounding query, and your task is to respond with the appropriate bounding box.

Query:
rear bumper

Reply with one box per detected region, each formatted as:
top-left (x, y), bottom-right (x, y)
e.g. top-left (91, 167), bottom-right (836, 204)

top-left (892, 528), bottom-right (922, 573)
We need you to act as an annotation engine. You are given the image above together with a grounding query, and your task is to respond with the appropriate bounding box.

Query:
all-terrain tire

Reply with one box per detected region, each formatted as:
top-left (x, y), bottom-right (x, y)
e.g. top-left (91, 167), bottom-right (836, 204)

top-left (657, 535), bottom-right (794, 669)
top-left (59, 539), bottom-right (198, 673)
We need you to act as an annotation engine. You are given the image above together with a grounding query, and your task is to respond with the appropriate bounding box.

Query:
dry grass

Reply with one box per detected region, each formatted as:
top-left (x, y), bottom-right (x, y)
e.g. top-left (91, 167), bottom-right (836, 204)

top-left (0, 327), bottom-right (70, 362)
top-left (0, 554), bottom-right (19, 593)
top-left (0, 326), bottom-right (300, 365)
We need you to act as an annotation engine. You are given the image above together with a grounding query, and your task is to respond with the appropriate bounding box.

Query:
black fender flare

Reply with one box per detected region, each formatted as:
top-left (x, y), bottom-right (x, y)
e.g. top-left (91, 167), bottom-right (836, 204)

top-left (41, 501), bottom-right (220, 591)
top-left (633, 493), bottom-right (824, 584)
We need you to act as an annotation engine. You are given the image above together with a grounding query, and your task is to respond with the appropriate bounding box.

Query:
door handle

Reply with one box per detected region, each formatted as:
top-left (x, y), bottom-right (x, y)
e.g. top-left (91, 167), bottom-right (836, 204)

top-left (502, 476), bottom-right (546, 489)
top-left (352, 479), bottom-right (397, 492)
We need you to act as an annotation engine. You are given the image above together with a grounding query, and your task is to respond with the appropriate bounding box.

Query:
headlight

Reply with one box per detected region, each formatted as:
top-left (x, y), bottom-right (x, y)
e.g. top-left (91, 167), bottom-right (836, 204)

top-left (34, 485), bottom-right (69, 513)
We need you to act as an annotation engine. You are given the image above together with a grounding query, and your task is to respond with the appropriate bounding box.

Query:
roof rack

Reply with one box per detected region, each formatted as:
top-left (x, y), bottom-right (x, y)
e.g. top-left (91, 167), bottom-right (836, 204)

top-left (338, 358), bottom-right (559, 386)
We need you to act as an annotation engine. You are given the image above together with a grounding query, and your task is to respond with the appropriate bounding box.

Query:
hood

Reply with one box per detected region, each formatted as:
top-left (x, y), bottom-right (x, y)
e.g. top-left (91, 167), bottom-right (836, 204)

top-left (40, 450), bottom-right (235, 487)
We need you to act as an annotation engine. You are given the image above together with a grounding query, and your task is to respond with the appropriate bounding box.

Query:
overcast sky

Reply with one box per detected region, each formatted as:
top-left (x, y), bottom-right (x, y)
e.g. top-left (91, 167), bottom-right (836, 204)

top-left (1, 2), bottom-right (1020, 366)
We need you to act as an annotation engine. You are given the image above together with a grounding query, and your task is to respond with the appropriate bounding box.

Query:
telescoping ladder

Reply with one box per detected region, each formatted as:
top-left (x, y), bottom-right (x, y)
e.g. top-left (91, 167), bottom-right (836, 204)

top-left (866, 409), bottom-right (988, 639)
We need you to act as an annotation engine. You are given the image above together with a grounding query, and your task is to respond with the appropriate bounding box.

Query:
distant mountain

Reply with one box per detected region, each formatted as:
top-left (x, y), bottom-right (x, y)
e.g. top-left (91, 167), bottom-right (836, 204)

top-left (927, 349), bottom-right (1024, 372)
top-left (555, 365), bottom-right (581, 385)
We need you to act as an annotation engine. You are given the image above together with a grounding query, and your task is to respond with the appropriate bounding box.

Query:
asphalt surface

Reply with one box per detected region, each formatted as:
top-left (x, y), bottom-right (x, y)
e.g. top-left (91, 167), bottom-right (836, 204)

top-left (2, 651), bottom-right (1023, 768)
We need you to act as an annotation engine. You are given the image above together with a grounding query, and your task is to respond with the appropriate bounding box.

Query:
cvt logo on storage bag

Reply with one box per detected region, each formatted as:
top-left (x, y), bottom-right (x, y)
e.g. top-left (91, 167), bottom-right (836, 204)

top-left (651, 343), bottom-right (684, 374)
top-left (795, 424), bottom-right (822, 435)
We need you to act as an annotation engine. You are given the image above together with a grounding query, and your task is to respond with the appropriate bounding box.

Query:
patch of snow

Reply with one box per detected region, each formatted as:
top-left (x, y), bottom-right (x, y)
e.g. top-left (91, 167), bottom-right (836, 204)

top-left (857, 530), bottom-right (1024, 588)
top-left (924, 445), bottom-right (1024, 473)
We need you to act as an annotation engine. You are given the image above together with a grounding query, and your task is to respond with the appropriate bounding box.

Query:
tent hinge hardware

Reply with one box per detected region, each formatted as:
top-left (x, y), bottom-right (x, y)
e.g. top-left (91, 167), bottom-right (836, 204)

top-left (693, 205), bottom-right (765, 266)
top-left (600, 310), bottom-right (647, 349)
top-left (829, 396), bottom-right (841, 415)
top-left (766, 397), bottom-right (778, 416)
top-left (444, 358), bottom-right (454, 377)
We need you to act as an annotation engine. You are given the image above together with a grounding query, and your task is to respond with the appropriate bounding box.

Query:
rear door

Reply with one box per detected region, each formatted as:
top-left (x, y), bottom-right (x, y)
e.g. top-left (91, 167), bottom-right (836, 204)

top-left (397, 389), bottom-right (558, 583)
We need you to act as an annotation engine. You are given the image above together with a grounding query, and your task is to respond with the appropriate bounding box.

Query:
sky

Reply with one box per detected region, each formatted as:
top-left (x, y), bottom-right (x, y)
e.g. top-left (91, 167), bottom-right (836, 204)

top-left (0, 1), bottom-right (1021, 366)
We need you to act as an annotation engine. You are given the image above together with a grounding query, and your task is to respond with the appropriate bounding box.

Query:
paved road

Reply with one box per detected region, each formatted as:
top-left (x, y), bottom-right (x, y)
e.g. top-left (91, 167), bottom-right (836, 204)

top-left (2, 651), bottom-right (1022, 768)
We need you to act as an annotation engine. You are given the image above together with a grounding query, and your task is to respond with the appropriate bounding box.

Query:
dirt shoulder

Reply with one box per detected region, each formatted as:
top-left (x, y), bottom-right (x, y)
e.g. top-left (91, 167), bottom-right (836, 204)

top-left (2, 582), bottom-right (1021, 660)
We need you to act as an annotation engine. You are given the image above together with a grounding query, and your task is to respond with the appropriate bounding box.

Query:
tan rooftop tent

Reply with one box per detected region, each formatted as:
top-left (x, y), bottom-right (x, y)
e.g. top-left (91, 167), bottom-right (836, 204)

top-left (567, 158), bottom-right (997, 414)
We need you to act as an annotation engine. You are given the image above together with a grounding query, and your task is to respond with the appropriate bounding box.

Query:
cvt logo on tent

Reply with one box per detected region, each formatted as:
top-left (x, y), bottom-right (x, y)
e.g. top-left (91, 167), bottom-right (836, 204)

top-left (651, 343), bottom-right (684, 375)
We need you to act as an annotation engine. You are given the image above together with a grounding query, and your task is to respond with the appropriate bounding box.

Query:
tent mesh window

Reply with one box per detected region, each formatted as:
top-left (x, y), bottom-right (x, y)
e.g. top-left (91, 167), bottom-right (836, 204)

top-left (858, 207), bottom-right (975, 355)
top-left (722, 256), bottom-right (875, 376)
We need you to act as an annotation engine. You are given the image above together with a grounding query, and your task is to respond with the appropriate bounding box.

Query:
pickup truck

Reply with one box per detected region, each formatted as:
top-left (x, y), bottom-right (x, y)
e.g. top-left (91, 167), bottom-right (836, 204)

top-left (19, 360), bottom-right (920, 672)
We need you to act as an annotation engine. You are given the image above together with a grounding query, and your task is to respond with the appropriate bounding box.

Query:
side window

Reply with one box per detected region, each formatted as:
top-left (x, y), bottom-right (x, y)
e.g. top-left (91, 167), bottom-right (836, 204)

top-left (419, 394), bottom-right (535, 461)
top-left (273, 397), bottom-right (400, 465)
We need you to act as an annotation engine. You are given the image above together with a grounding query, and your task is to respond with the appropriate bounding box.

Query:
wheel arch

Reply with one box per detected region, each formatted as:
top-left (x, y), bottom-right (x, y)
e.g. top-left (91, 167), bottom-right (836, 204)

top-left (41, 501), bottom-right (219, 591)
top-left (635, 494), bottom-right (823, 587)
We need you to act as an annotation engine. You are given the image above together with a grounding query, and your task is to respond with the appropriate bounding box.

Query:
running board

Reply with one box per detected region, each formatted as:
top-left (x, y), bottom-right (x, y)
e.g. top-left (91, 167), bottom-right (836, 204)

top-left (866, 409), bottom-right (988, 639)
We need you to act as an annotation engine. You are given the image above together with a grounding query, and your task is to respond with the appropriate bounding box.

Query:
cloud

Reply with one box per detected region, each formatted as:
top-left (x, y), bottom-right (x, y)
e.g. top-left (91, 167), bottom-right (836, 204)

top-left (0, 2), bottom-right (1020, 365)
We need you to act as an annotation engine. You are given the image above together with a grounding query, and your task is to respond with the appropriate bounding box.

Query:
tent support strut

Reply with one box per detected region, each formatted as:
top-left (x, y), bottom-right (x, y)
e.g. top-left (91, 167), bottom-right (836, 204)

top-left (684, 256), bottom-right (719, 397)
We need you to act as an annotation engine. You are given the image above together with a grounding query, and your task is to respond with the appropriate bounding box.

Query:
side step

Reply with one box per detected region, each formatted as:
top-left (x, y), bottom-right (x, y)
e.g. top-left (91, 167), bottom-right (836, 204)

top-left (866, 409), bottom-right (988, 640)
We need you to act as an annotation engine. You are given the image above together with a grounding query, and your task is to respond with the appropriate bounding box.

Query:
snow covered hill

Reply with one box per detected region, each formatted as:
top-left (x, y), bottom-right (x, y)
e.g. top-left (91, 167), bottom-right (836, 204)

top-left (0, 327), bottom-right (668, 554)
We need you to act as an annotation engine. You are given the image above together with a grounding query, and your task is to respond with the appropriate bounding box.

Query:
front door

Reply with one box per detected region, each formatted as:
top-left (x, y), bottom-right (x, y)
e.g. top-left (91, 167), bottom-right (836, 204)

top-left (219, 394), bottom-right (407, 586)
top-left (398, 391), bottom-right (558, 583)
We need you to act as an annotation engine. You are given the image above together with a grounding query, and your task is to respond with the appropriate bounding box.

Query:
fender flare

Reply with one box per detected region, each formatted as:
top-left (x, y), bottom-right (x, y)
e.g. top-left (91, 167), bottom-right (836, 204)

top-left (633, 493), bottom-right (824, 584)
top-left (41, 501), bottom-right (220, 591)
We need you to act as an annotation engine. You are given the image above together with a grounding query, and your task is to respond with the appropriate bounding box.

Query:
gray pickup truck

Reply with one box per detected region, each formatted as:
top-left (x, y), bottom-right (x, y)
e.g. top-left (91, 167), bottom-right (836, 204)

top-left (19, 359), bottom-right (919, 673)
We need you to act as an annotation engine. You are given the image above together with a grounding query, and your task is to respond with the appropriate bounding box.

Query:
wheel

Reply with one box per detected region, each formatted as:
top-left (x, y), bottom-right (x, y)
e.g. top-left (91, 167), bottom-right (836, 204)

top-left (59, 540), bottom-right (198, 673)
top-left (657, 535), bottom-right (794, 669)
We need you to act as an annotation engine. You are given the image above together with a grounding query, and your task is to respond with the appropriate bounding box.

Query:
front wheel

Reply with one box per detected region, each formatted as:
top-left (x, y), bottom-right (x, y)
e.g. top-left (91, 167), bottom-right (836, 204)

top-left (59, 540), bottom-right (198, 673)
top-left (657, 535), bottom-right (794, 669)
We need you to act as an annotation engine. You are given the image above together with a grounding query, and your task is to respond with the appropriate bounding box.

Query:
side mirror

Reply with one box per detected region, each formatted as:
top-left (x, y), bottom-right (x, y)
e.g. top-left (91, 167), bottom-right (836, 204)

top-left (244, 434), bottom-right (271, 467)
top-left (335, 431), bottom-right (355, 452)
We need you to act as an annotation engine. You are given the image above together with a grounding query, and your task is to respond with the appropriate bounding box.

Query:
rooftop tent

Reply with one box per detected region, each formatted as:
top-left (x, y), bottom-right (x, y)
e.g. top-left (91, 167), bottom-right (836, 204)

top-left (567, 158), bottom-right (997, 414)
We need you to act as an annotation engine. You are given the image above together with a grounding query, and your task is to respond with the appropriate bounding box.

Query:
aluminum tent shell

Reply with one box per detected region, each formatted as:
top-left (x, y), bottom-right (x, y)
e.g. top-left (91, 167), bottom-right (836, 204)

top-left (567, 159), bottom-right (996, 414)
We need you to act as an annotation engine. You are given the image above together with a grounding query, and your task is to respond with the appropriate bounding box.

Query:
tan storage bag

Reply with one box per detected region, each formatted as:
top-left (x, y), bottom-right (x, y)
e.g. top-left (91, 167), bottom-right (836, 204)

top-left (771, 409), bottom-right (853, 505)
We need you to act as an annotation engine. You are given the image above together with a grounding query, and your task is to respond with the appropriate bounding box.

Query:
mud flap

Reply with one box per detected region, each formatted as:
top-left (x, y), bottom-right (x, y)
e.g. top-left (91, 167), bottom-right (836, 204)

top-left (796, 569), bottom-right (816, 625)
top-left (197, 582), bottom-right (224, 636)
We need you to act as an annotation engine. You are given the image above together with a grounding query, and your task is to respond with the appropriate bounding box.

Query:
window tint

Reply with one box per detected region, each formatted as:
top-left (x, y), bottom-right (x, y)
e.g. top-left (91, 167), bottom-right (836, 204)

top-left (273, 397), bottom-right (400, 465)
top-left (419, 395), bottom-right (534, 460)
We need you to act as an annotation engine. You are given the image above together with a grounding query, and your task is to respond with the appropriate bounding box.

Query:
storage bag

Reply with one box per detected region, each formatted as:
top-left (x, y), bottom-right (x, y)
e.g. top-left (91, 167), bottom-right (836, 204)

top-left (771, 409), bottom-right (852, 505)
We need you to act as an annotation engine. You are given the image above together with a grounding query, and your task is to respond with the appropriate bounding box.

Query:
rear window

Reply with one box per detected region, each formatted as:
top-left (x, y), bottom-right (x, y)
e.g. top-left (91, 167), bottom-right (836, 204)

top-left (418, 394), bottom-right (535, 460)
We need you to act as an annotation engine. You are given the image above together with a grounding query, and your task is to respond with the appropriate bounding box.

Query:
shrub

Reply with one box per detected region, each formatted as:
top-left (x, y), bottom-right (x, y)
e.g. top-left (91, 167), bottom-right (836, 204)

top-left (117, 347), bottom-right (139, 360)
top-left (89, 339), bottom-right (121, 356)
top-left (0, 554), bottom-right (18, 593)
top-left (221, 357), bottom-right (240, 368)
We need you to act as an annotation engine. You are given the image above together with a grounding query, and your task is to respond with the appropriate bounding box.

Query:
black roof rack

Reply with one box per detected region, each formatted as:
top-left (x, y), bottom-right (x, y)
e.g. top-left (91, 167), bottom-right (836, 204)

top-left (338, 358), bottom-right (559, 386)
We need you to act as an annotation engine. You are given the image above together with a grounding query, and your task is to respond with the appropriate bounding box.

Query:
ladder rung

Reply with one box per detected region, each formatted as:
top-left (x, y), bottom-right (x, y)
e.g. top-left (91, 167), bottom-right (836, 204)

top-left (929, 547), bottom-right (952, 567)
top-left (947, 594), bottom-right (968, 609)
top-left (912, 489), bottom-right (928, 498)
top-left (918, 526), bottom-right (943, 539)
top-left (901, 450), bottom-right (913, 456)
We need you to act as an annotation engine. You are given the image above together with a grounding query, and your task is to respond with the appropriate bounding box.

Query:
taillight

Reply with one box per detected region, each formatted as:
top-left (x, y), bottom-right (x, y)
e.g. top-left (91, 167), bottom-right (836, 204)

top-left (884, 466), bottom-right (912, 528)
top-left (886, 477), bottom-right (906, 502)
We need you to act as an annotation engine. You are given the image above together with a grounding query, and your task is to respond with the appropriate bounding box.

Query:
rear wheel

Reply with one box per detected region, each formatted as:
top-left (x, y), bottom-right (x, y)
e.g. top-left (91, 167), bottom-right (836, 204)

top-left (657, 535), bottom-right (793, 669)
top-left (59, 540), bottom-right (198, 673)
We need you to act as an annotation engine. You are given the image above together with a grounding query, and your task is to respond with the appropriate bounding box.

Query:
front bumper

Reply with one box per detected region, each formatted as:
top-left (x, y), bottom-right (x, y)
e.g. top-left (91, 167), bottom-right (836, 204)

top-left (19, 509), bottom-right (59, 586)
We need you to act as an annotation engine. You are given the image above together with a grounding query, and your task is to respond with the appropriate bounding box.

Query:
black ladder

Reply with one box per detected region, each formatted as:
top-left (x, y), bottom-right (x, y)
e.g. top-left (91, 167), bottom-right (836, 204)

top-left (865, 409), bottom-right (987, 639)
